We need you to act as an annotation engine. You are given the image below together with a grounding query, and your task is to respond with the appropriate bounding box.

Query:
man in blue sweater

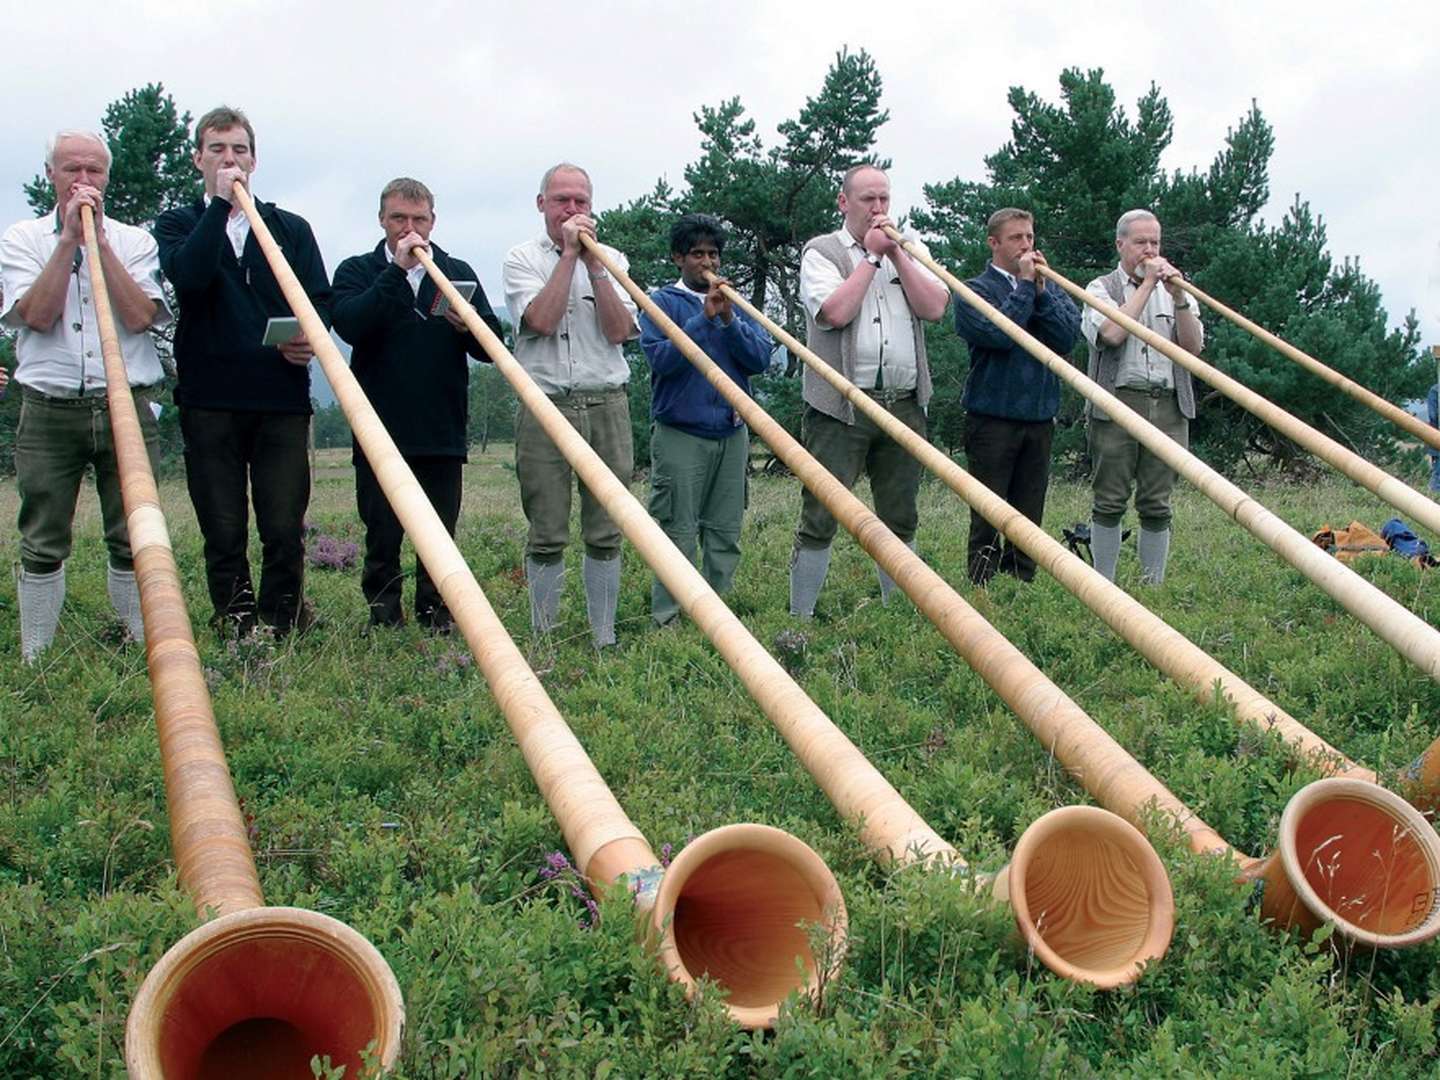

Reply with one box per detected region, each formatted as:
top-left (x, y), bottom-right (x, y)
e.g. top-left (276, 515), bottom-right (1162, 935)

top-left (954, 209), bottom-right (1081, 585)
top-left (332, 177), bottom-right (501, 630)
top-left (639, 214), bottom-right (773, 625)
top-left (155, 106), bottom-right (330, 637)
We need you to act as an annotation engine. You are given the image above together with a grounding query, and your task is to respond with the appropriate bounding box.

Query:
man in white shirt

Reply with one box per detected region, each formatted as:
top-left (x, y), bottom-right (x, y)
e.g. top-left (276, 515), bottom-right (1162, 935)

top-left (1080, 209), bottom-right (1204, 585)
top-left (790, 164), bottom-right (950, 617)
top-left (0, 130), bottom-right (169, 661)
top-left (502, 163), bottom-right (639, 647)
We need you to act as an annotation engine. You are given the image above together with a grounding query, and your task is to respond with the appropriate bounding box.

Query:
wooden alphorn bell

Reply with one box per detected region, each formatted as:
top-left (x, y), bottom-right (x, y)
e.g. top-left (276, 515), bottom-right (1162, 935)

top-left (79, 204), bottom-right (406, 1079)
top-left (1036, 262), bottom-right (1440, 549)
top-left (572, 236), bottom-right (1175, 987)
top-left (227, 184), bottom-right (844, 1030)
top-left (1170, 276), bottom-right (1440, 454)
top-left (876, 224), bottom-right (1440, 949)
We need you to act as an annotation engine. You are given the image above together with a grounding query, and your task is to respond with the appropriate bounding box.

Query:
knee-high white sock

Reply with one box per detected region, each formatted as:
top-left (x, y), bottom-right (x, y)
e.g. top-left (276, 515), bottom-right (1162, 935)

top-left (107, 565), bottom-right (145, 645)
top-left (789, 546), bottom-right (832, 618)
top-left (1138, 527), bottom-right (1172, 585)
top-left (582, 554), bottom-right (621, 648)
top-left (526, 557), bottom-right (565, 635)
top-left (1090, 523), bottom-right (1123, 583)
top-left (19, 565), bottom-right (66, 663)
top-left (876, 539), bottom-right (918, 605)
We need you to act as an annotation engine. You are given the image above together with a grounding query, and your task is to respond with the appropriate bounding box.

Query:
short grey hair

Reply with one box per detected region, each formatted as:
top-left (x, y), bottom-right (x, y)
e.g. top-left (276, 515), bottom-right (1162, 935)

top-left (1115, 209), bottom-right (1159, 241)
top-left (380, 177), bottom-right (434, 213)
top-left (46, 130), bottom-right (111, 169)
top-left (539, 162), bottom-right (592, 197)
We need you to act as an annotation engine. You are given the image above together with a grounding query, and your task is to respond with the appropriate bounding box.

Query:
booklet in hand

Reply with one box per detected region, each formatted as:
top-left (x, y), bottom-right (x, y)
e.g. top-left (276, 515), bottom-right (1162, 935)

top-left (262, 316), bottom-right (302, 347)
top-left (429, 281), bottom-right (477, 318)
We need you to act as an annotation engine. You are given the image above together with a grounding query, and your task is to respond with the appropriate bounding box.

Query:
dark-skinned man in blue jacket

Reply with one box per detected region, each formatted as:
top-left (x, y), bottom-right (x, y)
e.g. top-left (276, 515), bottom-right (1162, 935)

top-left (639, 214), bottom-right (773, 625)
top-left (954, 208), bottom-right (1081, 585)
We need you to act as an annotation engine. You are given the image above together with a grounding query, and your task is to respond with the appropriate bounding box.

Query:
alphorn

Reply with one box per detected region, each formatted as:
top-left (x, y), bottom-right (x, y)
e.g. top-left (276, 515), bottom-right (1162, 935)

top-left (1037, 263), bottom-right (1440, 540)
top-left (227, 186), bottom-right (844, 1030)
top-left (425, 232), bottom-right (1173, 988)
top-left (78, 205), bottom-right (406, 1078)
top-left (881, 227), bottom-right (1440, 686)
top-left (587, 242), bottom-right (1440, 955)
top-left (1171, 277), bottom-right (1440, 454)
top-left (701, 268), bottom-right (1440, 813)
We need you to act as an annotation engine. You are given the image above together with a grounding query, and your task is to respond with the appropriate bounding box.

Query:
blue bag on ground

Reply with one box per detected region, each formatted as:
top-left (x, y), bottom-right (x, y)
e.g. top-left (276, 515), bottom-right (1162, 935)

top-left (1380, 518), bottom-right (1437, 567)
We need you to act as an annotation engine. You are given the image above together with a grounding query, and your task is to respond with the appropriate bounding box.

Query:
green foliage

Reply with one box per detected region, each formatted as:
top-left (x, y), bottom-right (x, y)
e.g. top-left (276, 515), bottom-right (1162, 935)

top-left (6, 456), bottom-right (1440, 1076)
top-left (599, 48), bottom-right (891, 458)
top-left (914, 68), bottom-right (1425, 475)
top-left (24, 82), bottom-right (200, 227)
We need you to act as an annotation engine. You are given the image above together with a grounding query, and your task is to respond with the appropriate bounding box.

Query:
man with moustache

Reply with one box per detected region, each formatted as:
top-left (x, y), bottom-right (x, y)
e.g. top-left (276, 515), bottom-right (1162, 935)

top-left (155, 106), bottom-right (331, 637)
top-left (502, 163), bottom-right (639, 648)
top-left (1, 130), bottom-right (169, 661)
top-left (331, 177), bottom-right (501, 630)
top-left (790, 163), bottom-right (950, 617)
top-left (953, 208), bottom-right (1080, 585)
top-left (1081, 209), bottom-right (1203, 585)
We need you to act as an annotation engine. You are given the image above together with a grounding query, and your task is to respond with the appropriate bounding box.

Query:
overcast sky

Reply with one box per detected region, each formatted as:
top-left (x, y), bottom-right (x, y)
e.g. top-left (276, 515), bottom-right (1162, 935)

top-left (4, 0), bottom-right (1436, 367)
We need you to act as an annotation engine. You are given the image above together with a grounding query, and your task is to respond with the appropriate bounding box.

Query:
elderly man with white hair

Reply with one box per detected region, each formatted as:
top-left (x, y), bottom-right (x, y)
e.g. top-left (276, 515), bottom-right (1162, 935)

top-left (0, 129), bottom-right (169, 661)
top-left (1080, 208), bottom-right (1204, 585)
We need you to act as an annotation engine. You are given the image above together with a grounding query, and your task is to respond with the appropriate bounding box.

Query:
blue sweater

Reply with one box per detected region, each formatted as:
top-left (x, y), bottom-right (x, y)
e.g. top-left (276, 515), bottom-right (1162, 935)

top-left (639, 284), bottom-right (773, 440)
top-left (954, 265), bottom-right (1081, 422)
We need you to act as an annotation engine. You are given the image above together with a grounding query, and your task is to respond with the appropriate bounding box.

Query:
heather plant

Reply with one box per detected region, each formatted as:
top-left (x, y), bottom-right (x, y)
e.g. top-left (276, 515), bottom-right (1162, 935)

top-left (5, 445), bottom-right (1440, 1076)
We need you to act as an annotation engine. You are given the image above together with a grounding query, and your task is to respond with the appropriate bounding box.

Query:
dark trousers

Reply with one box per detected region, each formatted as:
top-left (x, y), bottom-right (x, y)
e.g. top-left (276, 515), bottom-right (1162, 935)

top-left (355, 452), bottom-right (462, 628)
top-left (963, 412), bottom-right (1054, 585)
top-left (180, 407), bottom-right (310, 633)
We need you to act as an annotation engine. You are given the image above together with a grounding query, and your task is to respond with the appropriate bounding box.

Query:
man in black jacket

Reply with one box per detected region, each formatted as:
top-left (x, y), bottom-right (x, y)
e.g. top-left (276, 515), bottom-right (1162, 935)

top-left (332, 177), bottom-right (500, 630)
top-left (155, 106), bottom-right (330, 637)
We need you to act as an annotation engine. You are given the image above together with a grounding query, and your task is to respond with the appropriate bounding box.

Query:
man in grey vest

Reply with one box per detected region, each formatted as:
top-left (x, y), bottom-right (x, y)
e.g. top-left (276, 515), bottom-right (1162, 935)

top-left (791, 164), bottom-right (950, 616)
top-left (1080, 209), bottom-right (1203, 584)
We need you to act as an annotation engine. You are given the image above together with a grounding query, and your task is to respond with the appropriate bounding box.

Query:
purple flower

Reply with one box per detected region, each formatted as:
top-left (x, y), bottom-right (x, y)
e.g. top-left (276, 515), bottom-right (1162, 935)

top-left (307, 533), bottom-right (360, 571)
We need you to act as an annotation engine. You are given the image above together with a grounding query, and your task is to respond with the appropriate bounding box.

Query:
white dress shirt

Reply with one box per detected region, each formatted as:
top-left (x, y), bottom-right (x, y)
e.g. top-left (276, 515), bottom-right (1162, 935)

top-left (799, 227), bottom-right (941, 391)
top-left (203, 192), bottom-right (253, 260)
top-left (383, 242), bottom-right (427, 296)
top-left (0, 214), bottom-right (170, 395)
top-left (502, 233), bottom-right (638, 395)
top-left (1081, 266), bottom-right (1204, 391)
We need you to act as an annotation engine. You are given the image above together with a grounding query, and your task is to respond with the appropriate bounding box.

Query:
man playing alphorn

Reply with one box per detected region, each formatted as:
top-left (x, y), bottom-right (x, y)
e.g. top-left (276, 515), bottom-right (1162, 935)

top-left (791, 164), bottom-right (950, 616)
top-left (332, 178), bottom-right (501, 631)
top-left (1, 130), bottom-right (169, 661)
top-left (1080, 209), bottom-right (1203, 585)
top-left (155, 106), bottom-right (331, 637)
top-left (502, 163), bottom-right (639, 648)
top-left (954, 208), bottom-right (1080, 585)
top-left (638, 213), bottom-right (773, 626)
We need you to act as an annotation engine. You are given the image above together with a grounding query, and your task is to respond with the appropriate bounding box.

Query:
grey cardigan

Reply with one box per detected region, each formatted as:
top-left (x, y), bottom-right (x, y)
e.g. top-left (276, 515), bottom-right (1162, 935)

top-left (1085, 267), bottom-right (1196, 422)
top-left (800, 232), bottom-right (932, 424)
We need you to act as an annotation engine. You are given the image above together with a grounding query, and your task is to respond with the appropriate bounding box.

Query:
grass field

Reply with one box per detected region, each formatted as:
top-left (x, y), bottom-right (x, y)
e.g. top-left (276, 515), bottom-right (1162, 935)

top-left (4, 443), bottom-right (1440, 1077)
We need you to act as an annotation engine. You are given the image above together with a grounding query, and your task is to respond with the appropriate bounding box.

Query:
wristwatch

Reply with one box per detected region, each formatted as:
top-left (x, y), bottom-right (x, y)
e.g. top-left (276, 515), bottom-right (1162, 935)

top-left (1174, 298), bottom-right (1191, 310)
top-left (865, 252), bottom-right (883, 270)
top-left (590, 267), bottom-right (609, 281)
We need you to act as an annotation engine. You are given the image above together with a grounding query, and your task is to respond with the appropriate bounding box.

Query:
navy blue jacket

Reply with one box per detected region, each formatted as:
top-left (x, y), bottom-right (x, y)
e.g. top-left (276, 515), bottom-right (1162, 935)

top-left (332, 240), bottom-right (500, 460)
top-left (155, 195), bottom-right (331, 414)
top-left (954, 265), bottom-right (1081, 422)
top-left (639, 284), bottom-right (773, 440)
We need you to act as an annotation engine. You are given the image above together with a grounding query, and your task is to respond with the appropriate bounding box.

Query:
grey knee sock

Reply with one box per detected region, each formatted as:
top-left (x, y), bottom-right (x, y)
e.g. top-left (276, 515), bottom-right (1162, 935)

top-left (526, 557), bottom-right (565, 635)
top-left (789, 545), bottom-right (832, 618)
top-left (582, 555), bottom-right (621, 648)
top-left (876, 539), bottom-right (918, 605)
top-left (107, 565), bottom-right (145, 645)
top-left (19, 565), bottom-right (66, 663)
top-left (1090, 522), bottom-right (1123, 582)
top-left (1138, 527), bottom-right (1171, 585)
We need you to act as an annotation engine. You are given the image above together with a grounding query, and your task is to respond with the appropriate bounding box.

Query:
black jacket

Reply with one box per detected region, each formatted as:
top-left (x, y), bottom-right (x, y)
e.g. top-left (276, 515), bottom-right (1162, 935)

top-left (155, 195), bottom-right (332, 414)
top-left (331, 240), bottom-right (501, 460)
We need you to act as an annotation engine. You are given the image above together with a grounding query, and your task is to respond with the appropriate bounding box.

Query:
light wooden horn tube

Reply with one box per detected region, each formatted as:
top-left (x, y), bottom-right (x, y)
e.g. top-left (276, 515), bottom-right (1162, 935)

top-left (584, 239), bottom-right (1173, 986)
top-left (226, 187), bottom-right (842, 1030)
top-left (1173, 277), bottom-right (1440, 454)
top-left (881, 229), bottom-right (1440, 686)
top-left (72, 208), bottom-right (406, 1079)
top-left (1035, 262), bottom-right (1440, 555)
top-left (874, 226), bottom-right (1440, 948)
